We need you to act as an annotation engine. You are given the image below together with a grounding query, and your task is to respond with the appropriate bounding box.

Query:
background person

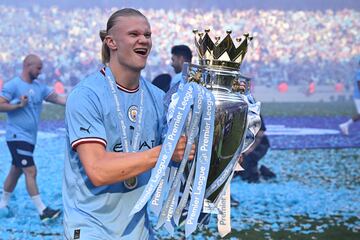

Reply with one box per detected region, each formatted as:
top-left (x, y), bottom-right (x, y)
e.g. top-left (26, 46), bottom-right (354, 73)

top-left (169, 44), bottom-right (192, 90)
top-left (236, 116), bottom-right (276, 183)
top-left (163, 44), bottom-right (193, 110)
top-left (0, 54), bottom-right (66, 221)
top-left (339, 60), bottom-right (360, 135)
top-left (234, 80), bottom-right (275, 183)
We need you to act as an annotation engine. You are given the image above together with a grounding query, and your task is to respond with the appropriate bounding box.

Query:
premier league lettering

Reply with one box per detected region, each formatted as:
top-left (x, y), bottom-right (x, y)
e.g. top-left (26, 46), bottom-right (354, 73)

top-left (167, 111), bottom-right (183, 141)
top-left (200, 100), bottom-right (213, 152)
top-left (185, 91), bottom-right (215, 237)
top-left (151, 178), bottom-right (163, 206)
top-left (156, 85), bottom-right (202, 228)
top-left (193, 166), bottom-right (206, 195)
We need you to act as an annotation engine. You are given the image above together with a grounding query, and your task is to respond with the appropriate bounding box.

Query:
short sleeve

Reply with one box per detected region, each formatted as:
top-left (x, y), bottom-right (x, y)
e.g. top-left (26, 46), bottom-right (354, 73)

top-left (0, 80), bottom-right (16, 101)
top-left (66, 86), bottom-right (107, 149)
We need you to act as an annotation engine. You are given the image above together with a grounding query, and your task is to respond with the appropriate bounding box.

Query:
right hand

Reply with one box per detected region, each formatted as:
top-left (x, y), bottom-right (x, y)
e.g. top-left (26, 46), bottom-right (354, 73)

top-left (19, 96), bottom-right (28, 108)
top-left (172, 136), bottom-right (196, 163)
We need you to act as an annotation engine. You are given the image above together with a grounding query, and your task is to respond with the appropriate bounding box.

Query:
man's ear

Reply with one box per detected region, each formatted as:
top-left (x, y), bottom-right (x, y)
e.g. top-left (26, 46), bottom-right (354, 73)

top-left (105, 36), bottom-right (117, 50)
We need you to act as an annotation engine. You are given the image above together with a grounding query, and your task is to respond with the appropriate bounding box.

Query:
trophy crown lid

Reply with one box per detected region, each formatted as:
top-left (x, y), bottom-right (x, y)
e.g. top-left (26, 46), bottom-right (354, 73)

top-left (193, 29), bottom-right (253, 70)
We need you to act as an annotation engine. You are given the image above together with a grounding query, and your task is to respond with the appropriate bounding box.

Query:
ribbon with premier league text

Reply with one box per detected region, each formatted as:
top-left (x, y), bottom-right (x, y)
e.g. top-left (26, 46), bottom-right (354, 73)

top-left (184, 90), bottom-right (215, 237)
top-left (155, 85), bottom-right (204, 229)
top-left (131, 81), bottom-right (215, 233)
top-left (130, 80), bottom-right (260, 237)
top-left (131, 83), bottom-right (195, 215)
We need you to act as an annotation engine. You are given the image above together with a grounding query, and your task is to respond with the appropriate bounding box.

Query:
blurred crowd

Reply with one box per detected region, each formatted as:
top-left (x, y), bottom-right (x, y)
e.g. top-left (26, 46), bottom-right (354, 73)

top-left (0, 6), bottom-right (359, 90)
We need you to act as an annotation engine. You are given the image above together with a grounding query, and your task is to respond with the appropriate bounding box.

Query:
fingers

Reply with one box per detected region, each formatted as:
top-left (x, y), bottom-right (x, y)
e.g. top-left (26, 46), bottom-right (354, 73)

top-left (171, 136), bottom-right (186, 162)
top-left (171, 136), bottom-right (197, 163)
top-left (177, 136), bottom-right (187, 149)
top-left (19, 95), bottom-right (28, 107)
top-left (188, 144), bottom-right (196, 161)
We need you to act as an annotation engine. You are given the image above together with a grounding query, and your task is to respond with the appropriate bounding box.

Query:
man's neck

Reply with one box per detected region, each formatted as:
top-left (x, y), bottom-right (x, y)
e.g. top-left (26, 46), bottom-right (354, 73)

top-left (20, 72), bottom-right (32, 83)
top-left (109, 61), bottom-right (140, 89)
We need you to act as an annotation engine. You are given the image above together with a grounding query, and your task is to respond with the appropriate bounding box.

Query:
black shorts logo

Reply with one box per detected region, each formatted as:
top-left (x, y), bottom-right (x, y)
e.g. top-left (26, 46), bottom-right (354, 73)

top-left (74, 229), bottom-right (80, 239)
top-left (21, 159), bottom-right (28, 166)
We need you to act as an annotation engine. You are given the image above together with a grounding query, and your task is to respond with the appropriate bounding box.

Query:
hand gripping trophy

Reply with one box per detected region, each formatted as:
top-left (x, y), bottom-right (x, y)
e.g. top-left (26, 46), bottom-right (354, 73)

top-left (131, 29), bottom-right (260, 238)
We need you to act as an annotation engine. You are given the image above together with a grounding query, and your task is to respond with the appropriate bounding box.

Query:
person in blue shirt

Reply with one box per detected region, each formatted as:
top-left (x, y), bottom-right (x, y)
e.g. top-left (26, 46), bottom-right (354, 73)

top-left (169, 45), bottom-right (192, 90)
top-left (236, 115), bottom-right (275, 183)
top-left (0, 54), bottom-right (66, 221)
top-left (63, 8), bottom-right (194, 240)
top-left (339, 59), bottom-right (360, 135)
top-left (163, 45), bottom-right (193, 110)
top-left (151, 73), bottom-right (171, 92)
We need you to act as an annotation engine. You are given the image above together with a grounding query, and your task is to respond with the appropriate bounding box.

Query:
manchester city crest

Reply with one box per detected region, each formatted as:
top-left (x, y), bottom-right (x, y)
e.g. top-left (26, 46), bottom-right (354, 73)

top-left (128, 105), bottom-right (138, 123)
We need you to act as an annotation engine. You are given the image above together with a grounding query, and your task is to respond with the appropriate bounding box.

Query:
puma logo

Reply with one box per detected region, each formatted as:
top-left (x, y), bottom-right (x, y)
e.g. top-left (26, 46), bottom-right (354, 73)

top-left (80, 126), bottom-right (91, 134)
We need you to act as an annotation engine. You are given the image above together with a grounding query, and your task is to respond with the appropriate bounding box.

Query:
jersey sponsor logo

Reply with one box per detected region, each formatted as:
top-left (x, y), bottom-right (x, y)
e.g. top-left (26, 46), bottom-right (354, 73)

top-left (113, 139), bottom-right (155, 152)
top-left (80, 126), bottom-right (91, 134)
top-left (113, 143), bottom-right (123, 152)
top-left (128, 105), bottom-right (138, 123)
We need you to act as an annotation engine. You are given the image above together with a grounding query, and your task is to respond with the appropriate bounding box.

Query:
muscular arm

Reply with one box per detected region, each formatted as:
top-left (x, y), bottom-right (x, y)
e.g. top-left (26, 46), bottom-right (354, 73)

top-left (46, 92), bottom-right (67, 105)
top-left (77, 143), bottom-right (160, 186)
top-left (77, 136), bottom-right (194, 187)
top-left (0, 96), bottom-right (27, 112)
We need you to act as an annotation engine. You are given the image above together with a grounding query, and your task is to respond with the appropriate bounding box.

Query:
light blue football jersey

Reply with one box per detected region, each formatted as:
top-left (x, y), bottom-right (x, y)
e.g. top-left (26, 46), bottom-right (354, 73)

top-left (170, 72), bottom-right (183, 89)
top-left (63, 67), bottom-right (166, 239)
top-left (0, 76), bottom-right (53, 144)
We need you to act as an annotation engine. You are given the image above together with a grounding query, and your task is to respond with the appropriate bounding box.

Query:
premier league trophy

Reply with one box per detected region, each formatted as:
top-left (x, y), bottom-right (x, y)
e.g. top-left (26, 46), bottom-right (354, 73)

top-left (183, 29), bottom-right (255, 236)
top-left (132, 29), bottom-right (257, 238)
top-left (188, 29), bottom-right (252, 202)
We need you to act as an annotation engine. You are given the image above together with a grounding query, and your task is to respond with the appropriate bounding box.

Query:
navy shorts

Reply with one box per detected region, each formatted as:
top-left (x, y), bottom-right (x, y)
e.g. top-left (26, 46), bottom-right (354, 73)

top-left (7, 141), bottom-right (35, 168)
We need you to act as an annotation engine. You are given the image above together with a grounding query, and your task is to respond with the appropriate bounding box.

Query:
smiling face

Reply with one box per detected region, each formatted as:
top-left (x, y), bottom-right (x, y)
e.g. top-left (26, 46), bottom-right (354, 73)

top-left (107, 16), bottom-right (152, 73)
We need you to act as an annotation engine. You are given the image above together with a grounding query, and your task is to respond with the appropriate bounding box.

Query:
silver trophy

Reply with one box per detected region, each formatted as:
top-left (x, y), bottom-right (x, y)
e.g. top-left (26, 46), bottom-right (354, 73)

top-left (184, 29), bottom-right (253, 204)
top-left (133, 29), bottom-right (255, 237)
